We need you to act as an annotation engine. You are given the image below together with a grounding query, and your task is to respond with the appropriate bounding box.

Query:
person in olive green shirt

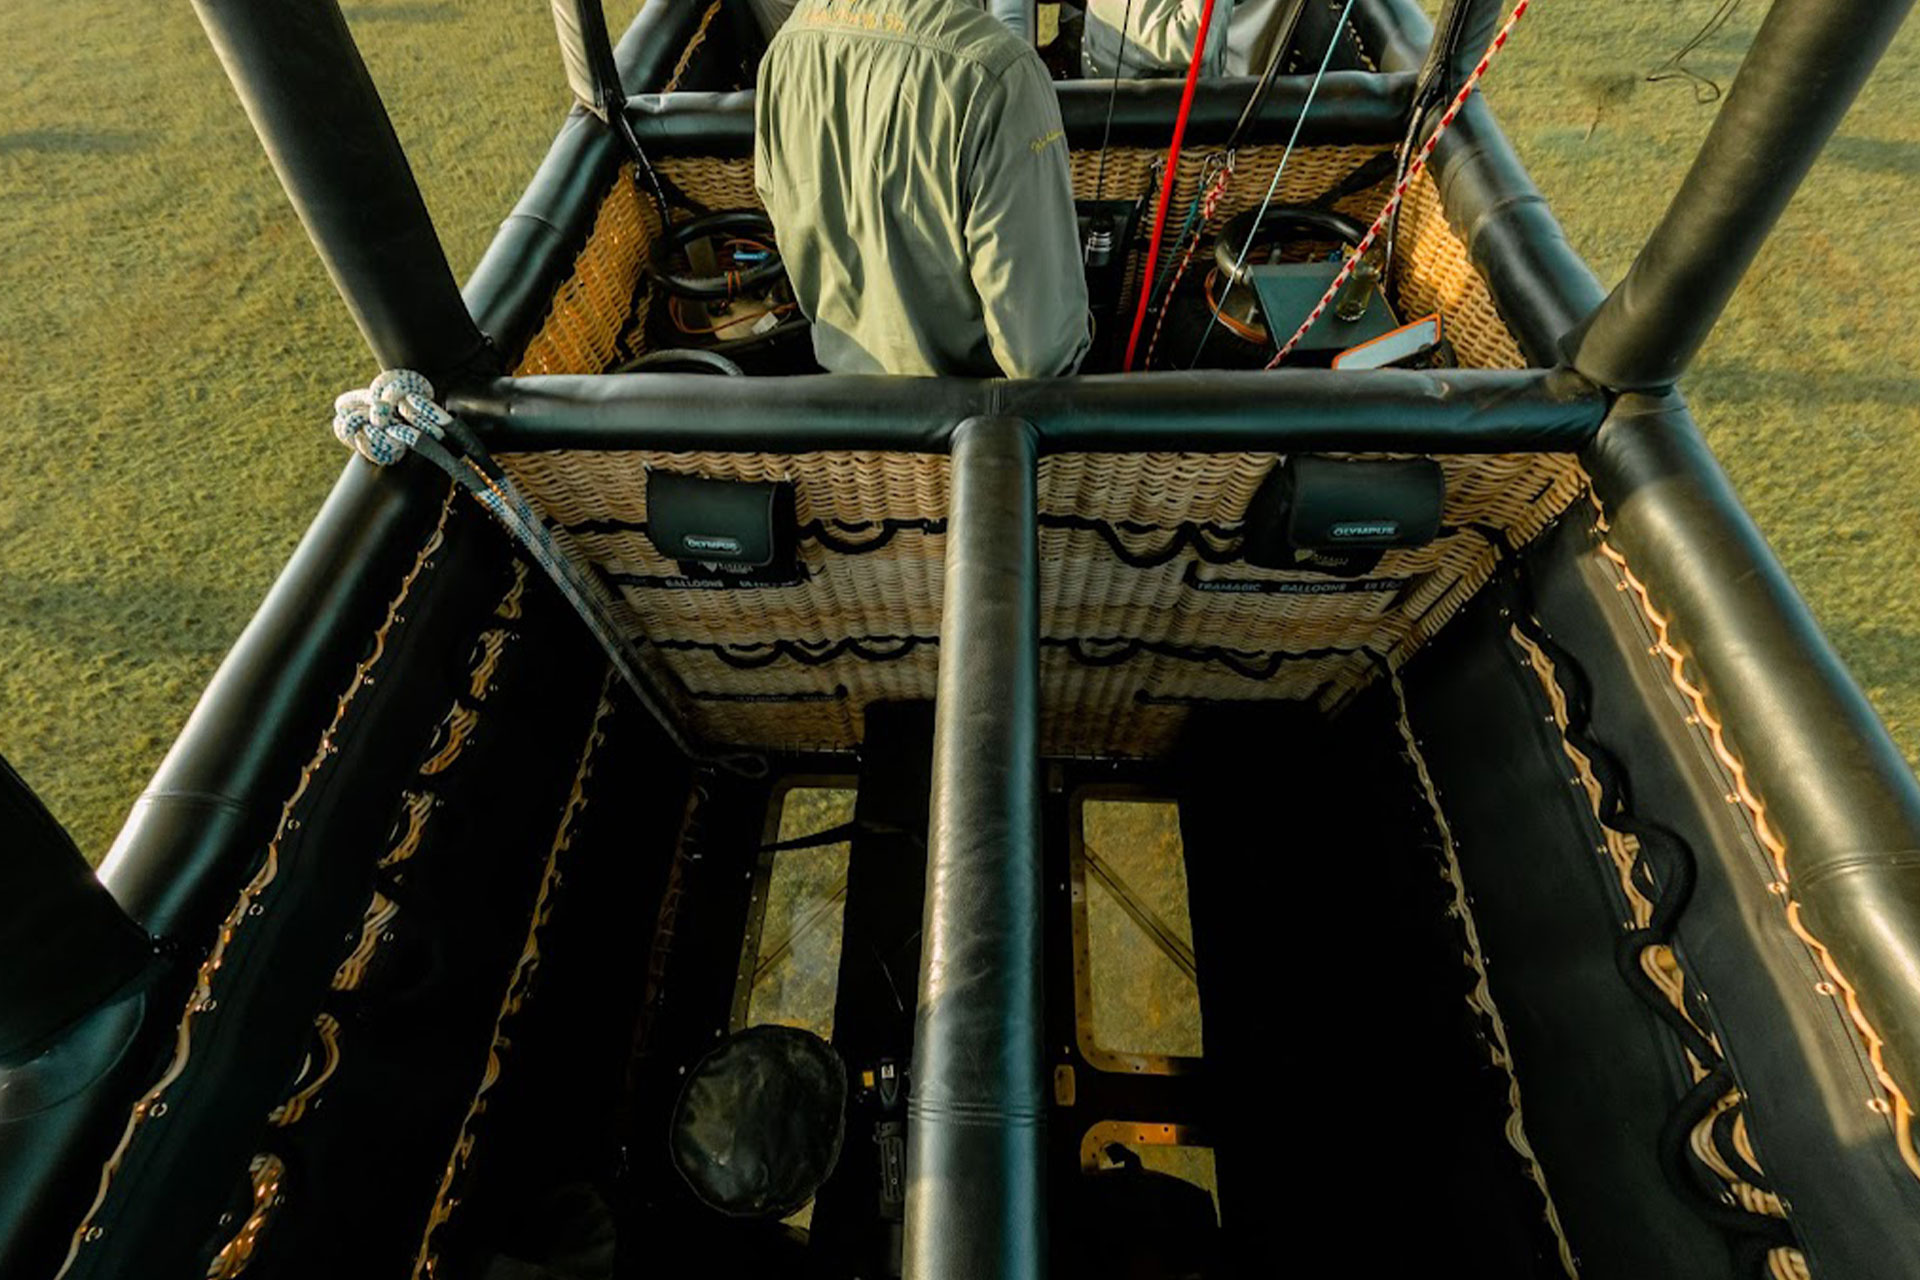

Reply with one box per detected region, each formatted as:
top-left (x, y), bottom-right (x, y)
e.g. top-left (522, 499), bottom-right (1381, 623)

top-left (754, 0), bottom-right (1092, 378)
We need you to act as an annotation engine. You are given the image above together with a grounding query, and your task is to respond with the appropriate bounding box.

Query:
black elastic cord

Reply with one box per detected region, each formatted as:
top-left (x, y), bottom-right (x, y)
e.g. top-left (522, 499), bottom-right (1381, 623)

top-left (1500, 545), bottom-right (1800, 1263)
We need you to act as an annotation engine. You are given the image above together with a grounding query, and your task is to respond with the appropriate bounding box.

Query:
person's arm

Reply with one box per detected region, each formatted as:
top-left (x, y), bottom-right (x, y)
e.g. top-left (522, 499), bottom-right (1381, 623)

top-left (962, 54), bottom-right (1092, 378)
top-left (1086, 0), bottom-right (1222, 73)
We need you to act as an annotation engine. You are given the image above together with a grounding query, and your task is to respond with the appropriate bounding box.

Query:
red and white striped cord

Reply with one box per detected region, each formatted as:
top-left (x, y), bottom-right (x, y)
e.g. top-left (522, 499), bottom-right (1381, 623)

top-left (1266, 0), bottom-right (1534, 369)
top-left (1143, 157), bottom-right (1235, 370)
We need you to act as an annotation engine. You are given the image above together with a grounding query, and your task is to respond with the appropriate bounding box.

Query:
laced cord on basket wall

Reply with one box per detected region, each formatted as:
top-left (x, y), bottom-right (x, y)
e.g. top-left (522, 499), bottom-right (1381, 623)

top-left (1497, 544), bottom-right (1800, 1269)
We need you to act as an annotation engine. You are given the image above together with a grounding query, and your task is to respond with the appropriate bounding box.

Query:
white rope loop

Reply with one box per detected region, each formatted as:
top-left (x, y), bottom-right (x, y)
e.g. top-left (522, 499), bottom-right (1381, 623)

top-left (332, 368), bottom-right (454, 466)
top-left (322, 367), bottom-right (758, 775)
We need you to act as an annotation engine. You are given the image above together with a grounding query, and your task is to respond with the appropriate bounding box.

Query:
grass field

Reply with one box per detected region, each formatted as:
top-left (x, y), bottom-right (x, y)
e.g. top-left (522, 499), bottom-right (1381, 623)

top-left (2, 0), bottom-right (1917, 860)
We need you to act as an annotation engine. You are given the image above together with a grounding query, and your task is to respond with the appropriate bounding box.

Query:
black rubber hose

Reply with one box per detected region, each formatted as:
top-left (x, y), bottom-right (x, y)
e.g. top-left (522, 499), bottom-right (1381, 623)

top-left (648, 210), bottom-right (787, 300)
top-left (616, 347), bottom-right (746, 376)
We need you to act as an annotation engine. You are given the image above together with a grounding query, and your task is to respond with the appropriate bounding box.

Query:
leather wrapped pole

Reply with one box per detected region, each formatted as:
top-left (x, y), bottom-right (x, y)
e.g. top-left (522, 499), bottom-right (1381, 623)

top-left (1568, 0), bottom-right (1916, 390)
top-left (906, 417), bottom-right (1045, 1280)
top-left (188, 0), bottom-right (494, 383)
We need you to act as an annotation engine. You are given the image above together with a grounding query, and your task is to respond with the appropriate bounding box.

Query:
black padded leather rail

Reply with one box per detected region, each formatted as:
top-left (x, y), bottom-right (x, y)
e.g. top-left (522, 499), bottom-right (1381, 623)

top-left (1350, 0), bottom-right (1606, 365)
top-left (626, 70), bottom-right (1416, 157)
top-left (1519, 514), bottom-right (1920, 1278)
top-left (451, 366), bottom-right (1603, 454)
top-left (1588, 393), bottom-right (1920, 1151)
top-left (906, 417), bottom-right (1045, 1280)
top-left (97, 464), bottom-right (454, 938)
top-left (187, 0), bottom-right (494, 385)
top-left (0, 462), bottom-right (456, 1280)
top-left (1568, 0), bottom-right (1916, 391)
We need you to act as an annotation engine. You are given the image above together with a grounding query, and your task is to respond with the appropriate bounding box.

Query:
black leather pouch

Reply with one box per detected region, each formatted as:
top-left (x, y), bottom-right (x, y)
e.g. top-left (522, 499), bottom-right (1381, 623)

top-left (1241, 456), bottom-right (1445, 576)
top-left (646, 470), bottom-right (798, 580)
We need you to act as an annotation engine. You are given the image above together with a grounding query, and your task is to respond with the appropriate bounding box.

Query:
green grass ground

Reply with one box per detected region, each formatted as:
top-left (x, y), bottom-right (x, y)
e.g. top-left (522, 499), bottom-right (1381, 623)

top-left (2, 0), bottom-right (1916, 860)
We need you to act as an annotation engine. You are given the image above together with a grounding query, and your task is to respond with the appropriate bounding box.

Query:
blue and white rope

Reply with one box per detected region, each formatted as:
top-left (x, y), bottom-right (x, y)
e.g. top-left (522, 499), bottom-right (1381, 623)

top-left (333, 369), bottom-right (752, 773)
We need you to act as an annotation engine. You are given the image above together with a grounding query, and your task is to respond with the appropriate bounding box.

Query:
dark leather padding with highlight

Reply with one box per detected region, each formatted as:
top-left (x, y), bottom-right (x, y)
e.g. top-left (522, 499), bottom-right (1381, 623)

top-left (905, 418), bottom-right (1045, 1280)
top-left (1587, 393), bottom-right (1920, 1144)
top-left (0, 755), bottom-right (152, 1067)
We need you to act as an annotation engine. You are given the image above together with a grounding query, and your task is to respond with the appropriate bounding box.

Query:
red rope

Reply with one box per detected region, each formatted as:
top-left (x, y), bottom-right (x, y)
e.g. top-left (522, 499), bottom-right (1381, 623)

top-left (1120, 0), bottom-right (1222, 372)
top-left (1266, 0), bottom-right (1533, 369)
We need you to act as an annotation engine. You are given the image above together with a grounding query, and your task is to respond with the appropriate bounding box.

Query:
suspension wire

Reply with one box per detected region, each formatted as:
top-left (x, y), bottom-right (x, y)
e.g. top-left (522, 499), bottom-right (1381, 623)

top-left (1088, 0), bottom-right (1141, 209)
top-left (1385, 0), bottom-right (1491, 289)
top-left (1648, 0), bottom-right (1747, 103)
top-left (1187, 0), bottom-right (1357, 370)
top-left (1224, 0), bottom-right (1315, 152)
top-left (1120, 0), bottom-right (1224, 371)
top-left (1266, 0), bottom-right (1534, 369)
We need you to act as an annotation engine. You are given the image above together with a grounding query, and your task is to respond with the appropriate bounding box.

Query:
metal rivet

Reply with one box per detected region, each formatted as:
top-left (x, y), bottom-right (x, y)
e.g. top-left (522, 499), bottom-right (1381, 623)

top-left (1869, 1098), bottom-right (1894, 1115)
top-left (201, 999), bottom-right (218, 1013)
top-left (85, 1227), bottom-right (104, 1243)
top-left (1814, 981), bottom-right (1837, 996)
top-left (150, 1102), bottom-right (168, 1118)
top-left (248, 904), bottom-right (264, 917)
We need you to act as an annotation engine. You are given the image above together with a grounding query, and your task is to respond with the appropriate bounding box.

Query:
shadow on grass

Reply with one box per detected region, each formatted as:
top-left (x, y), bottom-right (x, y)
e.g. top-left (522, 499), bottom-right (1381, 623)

top-left (1691, 361), bottom-right (1920, 410)
top-left (0, 577), bottom-right (257, 661)
top-left (1823, 134), bottom-right (1920, 176)
top-left (340, 3), bottom-right (457, 23)
top-left (0, 128), bottom-right (149, 156)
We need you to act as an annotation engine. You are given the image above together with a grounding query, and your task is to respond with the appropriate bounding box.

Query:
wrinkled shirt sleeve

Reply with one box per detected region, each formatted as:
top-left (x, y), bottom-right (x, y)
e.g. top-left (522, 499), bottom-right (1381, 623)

top-left (962, 55), bottom-right (1092, 378)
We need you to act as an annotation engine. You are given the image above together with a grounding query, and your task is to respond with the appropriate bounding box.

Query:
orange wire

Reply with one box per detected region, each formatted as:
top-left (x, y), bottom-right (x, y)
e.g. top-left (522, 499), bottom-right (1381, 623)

top-left (1201, 269), bottom-right (1268, 344)
top-left (667, 295), bottom-right (796, 336)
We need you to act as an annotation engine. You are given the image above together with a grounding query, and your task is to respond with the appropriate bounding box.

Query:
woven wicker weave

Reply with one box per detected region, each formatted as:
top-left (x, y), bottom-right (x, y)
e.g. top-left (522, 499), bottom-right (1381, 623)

top-left (497, 144), bottom-right (1583, 756)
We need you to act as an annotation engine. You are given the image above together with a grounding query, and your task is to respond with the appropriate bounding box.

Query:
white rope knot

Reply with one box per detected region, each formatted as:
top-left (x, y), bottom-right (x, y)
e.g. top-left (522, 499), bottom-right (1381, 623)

top-left (332, 368), bottom-right (455, 466)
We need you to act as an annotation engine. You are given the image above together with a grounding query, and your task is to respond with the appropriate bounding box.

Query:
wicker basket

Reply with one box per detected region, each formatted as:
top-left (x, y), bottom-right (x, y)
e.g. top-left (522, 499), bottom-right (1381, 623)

top-left (498, 145), bottom-right (1579, 756)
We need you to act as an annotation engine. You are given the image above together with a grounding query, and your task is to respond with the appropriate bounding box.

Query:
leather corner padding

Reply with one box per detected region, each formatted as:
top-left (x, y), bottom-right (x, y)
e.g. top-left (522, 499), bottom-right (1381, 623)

top-left (1587, 393), bottom-right (1920, 1143)
top-left (0, 753), bottom-right (153, 1068)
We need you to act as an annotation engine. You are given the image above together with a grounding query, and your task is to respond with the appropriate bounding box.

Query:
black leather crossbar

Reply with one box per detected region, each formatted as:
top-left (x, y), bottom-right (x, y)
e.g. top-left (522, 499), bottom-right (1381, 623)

top-left (905, 417), bottom-right (1045, 1280)
top-left (451, 366), bottom-right (1602, 455)
top-left (625, 71), bottom-right (1416, 157)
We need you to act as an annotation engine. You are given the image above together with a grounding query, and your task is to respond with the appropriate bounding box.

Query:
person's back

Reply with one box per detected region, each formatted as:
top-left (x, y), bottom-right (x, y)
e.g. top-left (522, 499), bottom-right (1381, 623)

top-left (754, 0), bottom-right (1090, 377)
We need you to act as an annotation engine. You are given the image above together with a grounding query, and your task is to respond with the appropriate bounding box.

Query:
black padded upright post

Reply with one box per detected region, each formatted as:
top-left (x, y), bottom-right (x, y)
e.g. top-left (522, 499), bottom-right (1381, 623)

top-left (905, 417), bottom-right (1044, 1280)
top-left (1568, 0), bottom-right (1915, 390)
top-left (0, 754), bottom-right (151, 1066)
top-left (190, 0), bottom-right (494, 383)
